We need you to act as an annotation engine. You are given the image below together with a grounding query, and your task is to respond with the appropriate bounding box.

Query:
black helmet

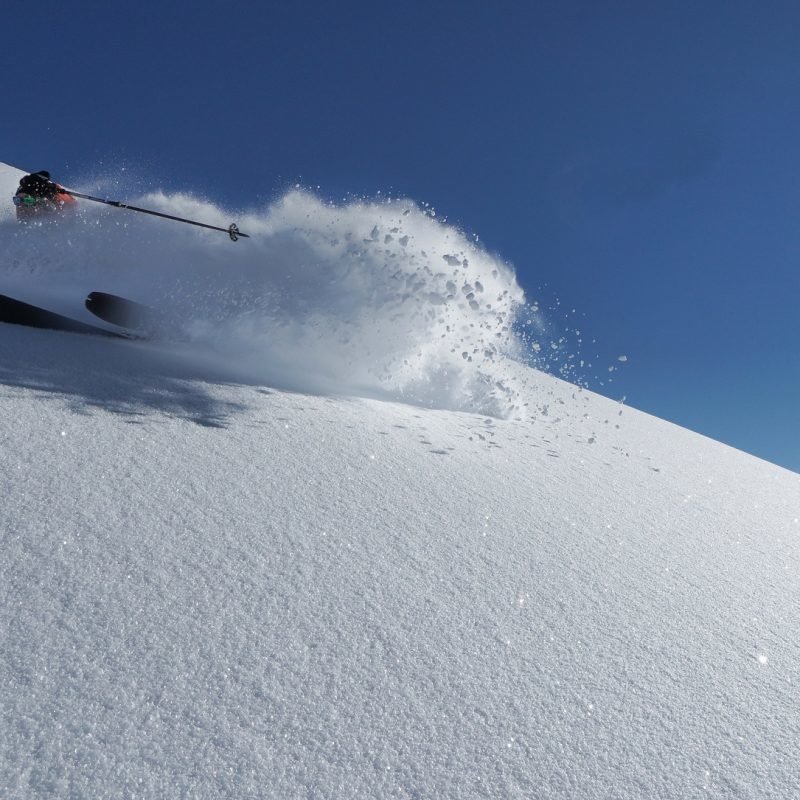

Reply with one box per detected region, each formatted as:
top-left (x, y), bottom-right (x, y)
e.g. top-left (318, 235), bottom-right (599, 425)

top-left (34, 170), bottom-right (51, 179)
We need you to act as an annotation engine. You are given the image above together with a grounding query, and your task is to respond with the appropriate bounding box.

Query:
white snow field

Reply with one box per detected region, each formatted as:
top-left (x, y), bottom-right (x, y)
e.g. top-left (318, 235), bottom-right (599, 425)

top-left (1, 162), bottom-right (799, 798)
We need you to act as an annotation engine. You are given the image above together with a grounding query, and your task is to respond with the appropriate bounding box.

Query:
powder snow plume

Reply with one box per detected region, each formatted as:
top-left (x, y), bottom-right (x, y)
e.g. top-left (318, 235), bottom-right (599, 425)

top-left (1, 177), bottom-right (535, 416)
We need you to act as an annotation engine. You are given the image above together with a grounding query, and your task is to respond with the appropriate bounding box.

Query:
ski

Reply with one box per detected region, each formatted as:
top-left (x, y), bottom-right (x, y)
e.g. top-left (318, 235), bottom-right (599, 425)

top-left (85, 291), bottom-right (164, 333)
top-left (0, 293), bottom-right (136, 339)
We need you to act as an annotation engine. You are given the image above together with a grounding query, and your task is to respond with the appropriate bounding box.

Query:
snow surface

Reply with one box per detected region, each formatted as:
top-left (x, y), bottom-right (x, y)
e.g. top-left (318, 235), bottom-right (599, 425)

top-left (1, 162), bottom-right (799, 798)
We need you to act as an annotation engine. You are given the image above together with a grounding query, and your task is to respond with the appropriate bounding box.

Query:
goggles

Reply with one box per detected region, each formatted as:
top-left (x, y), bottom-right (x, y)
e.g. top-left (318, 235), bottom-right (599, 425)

top-left (13, 195), bottom-right (39, 207)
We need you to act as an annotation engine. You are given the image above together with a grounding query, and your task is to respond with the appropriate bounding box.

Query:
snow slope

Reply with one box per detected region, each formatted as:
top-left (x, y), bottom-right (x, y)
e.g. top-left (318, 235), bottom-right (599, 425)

top-left (1, 163), bottom-right (799, 798)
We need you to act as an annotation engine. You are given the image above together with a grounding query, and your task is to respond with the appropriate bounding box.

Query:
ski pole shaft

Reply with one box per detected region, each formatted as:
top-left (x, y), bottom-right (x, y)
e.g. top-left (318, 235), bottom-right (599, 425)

top-left (63, 190), bottom-right (249, 241)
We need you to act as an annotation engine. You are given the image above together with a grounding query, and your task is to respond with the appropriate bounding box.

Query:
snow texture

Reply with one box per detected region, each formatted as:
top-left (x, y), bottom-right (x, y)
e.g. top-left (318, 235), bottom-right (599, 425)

top-left (1, 162), bottom-right (799, 799)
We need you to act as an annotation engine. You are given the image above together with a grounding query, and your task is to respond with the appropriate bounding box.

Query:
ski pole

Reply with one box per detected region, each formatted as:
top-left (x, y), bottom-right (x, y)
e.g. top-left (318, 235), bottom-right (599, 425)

top-left (63, 189), bottom-right (249, 242)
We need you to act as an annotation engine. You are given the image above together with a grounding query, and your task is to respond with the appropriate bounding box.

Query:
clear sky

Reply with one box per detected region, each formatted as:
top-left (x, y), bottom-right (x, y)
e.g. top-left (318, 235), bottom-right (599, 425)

top-left (3, 1), bottom-right (799, 472)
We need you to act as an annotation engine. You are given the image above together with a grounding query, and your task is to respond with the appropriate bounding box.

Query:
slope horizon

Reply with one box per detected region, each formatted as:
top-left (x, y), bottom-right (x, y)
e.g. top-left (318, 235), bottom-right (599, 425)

top-left (1, 160), bottom-right (791, 473)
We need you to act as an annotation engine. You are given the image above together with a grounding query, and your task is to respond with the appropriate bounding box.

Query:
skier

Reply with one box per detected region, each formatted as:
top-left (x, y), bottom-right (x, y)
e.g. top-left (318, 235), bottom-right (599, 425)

top-left (13, 170), bottom-right (77, 221)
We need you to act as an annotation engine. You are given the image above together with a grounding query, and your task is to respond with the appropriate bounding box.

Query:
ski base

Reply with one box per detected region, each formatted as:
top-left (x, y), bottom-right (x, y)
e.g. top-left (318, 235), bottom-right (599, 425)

top-left (0, 294), bottom-right (134, 339)
top-left (85, 291), bottom-right (163, 332)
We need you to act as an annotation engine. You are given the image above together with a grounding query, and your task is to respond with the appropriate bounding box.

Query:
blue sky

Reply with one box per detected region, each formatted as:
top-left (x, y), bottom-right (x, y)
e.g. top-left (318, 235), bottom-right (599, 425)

top-left (3, 1), bottom-right (799, 472)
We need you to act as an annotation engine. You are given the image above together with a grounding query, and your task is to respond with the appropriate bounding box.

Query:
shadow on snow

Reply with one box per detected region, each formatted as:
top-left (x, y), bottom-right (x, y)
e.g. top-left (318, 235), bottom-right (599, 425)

top-left (0, 324), bottom-right (252, 429)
